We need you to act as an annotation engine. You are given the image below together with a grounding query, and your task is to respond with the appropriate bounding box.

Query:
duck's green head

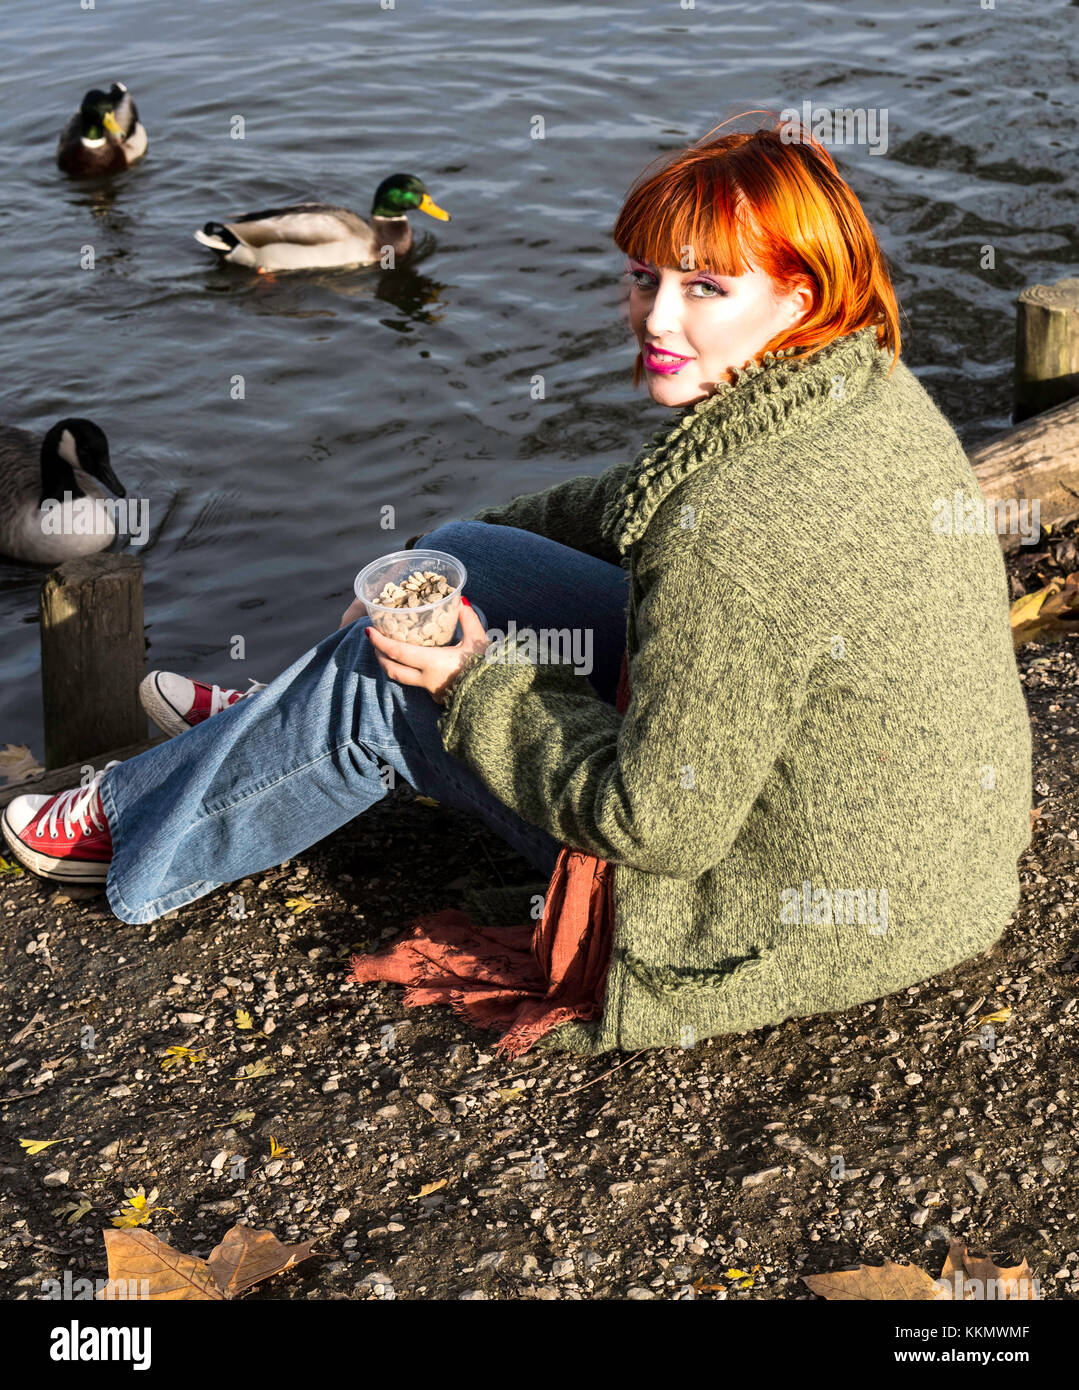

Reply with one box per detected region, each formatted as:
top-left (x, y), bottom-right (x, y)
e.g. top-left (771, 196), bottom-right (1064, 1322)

top-left (372, 174), bottom-right (450, 222)
top-left (78, 85), bottom-right (127, 140)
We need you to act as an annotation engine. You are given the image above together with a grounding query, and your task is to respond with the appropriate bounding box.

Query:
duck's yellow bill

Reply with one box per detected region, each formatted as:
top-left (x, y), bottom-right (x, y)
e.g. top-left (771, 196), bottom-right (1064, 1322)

top-left (103, 111), bottom-right (123, 136)
top-left (419, 194), bottom-right (450, 222)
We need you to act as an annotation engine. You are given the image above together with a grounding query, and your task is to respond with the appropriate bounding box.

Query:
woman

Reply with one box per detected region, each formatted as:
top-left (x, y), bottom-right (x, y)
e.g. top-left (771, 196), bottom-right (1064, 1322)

top-left (3, 125), bottom-right (1032, 1058)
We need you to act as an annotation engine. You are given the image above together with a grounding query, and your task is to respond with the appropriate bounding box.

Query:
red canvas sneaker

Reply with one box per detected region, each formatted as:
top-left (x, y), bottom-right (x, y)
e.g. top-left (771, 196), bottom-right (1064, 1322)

top-left (1, 760), bottom-right (118, 884)
top-left (140, 671), bottom-right (267, 738)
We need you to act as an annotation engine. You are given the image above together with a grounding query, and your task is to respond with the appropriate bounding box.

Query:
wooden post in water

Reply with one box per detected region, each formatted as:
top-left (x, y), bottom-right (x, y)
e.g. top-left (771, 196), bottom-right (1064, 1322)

top-left (40, 554), bottom-right (147, 770)
top-left (1014, 277), bottom-right (1079, 424)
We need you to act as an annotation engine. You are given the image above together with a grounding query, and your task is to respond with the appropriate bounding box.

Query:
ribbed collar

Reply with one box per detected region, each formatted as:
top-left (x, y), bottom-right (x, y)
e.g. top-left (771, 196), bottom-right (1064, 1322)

top-left (602, 325), bottom-right (888, 555)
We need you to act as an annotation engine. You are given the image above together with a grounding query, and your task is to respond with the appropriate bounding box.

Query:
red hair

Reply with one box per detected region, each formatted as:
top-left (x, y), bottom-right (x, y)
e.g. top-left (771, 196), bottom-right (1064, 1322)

top-left (613, 114), bottom-right (902, 386)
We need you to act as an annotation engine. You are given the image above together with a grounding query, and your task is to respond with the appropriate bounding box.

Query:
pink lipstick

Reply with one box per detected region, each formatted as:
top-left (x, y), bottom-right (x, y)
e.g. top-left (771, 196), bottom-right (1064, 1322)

top-left (643, 342), bottom-right (693, 375)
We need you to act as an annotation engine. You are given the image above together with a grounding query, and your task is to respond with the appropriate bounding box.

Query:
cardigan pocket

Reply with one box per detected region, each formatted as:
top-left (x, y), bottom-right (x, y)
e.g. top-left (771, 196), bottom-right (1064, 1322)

top-left (623, 945), bottom-right (777, 996)
top-left (619, 944), bottom-right (790, 1046)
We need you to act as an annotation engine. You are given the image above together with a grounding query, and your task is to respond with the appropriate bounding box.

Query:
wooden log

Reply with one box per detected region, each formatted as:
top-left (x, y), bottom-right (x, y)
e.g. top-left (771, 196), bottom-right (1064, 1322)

top-left (39, 554), bottom-right (148, 770)
top-left (969, 396), bottom-right (1079, 554)
top-left (0, 734), bottom-right (167, 812)
top-left (1014, 277), bottom-right (1079, 423)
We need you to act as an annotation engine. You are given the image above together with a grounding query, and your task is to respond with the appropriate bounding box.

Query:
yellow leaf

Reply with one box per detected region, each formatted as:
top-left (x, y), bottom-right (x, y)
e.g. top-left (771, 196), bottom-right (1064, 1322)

top-left (112, 1186), bottom-right (172, 1230)
top-left (19, 1137), bottom-right (72, 1156)
top-left (232, 1110), bottom-right (255, 1125)
top-left (52, 1198), bottom-right (92, 1225)
top-left (0, 856), bottom-right (25, 877)
top-left (414, 795), bottom-right (440, 808)
top-left (284, 896), bottom-right (315, 914)
top-left (161, 1045), bottom-right (206, 1071)
top-left (973, 1006), bottom-right (1011, 1029)
top-left (1011, 573), bottom-right (1079, 647)
top-left (408, 1178), bottom-right (447, 1201)
top-left (235, 1059), bottom-right (274, 1080)
top-left (268, 1136), bottom-right (288, 1158)
top-left (497, 1087), bottom-right (524, 1104)
top-left (235, 1009), bottom-right (254, 1030)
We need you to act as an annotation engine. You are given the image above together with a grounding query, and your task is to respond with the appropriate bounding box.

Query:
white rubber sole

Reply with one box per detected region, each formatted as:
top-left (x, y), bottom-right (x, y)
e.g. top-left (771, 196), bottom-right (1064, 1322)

top-left (1, 807), bottom-right (110, 884)
top-left (139, 672), bottom-right (191, 739)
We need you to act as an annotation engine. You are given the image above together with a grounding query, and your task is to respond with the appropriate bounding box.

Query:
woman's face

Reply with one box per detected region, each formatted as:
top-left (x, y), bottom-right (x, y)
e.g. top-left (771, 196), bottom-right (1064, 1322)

top-left (624, 256), bottom-right (813, 407)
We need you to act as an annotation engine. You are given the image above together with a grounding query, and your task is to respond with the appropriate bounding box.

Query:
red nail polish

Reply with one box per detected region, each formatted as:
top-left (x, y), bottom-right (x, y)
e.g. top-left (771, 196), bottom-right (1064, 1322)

top-left (461, 596), bottom-right (471, 607)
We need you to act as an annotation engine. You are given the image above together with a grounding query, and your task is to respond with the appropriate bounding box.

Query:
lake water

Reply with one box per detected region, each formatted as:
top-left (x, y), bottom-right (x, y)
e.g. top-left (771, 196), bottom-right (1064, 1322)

top-left (0, 0), bottom-right (1075, 754)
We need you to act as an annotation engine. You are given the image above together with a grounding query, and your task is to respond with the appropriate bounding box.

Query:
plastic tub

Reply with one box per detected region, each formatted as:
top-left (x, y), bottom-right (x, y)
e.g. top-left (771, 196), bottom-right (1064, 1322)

top-left (353, 548), bottom-right (467, 647)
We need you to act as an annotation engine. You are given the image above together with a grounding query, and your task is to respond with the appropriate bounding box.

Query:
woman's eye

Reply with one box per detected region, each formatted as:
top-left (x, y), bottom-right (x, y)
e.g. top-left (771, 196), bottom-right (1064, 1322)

top-left (624, 268), bottom-right (657, 289)
top-left (689, 280), bottom-right (727, 298)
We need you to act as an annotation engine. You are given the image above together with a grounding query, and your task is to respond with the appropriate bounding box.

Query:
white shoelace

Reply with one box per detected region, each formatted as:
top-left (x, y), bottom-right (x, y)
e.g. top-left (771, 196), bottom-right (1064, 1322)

top-left (208, 678), bottom-right (267, 717)
top-left (36, 759), bottom-right (121, 841)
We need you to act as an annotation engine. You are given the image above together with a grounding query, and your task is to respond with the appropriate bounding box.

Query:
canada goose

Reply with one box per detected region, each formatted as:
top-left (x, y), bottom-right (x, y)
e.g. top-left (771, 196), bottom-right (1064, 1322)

top-left (57, 82), bottom-right (147, 176)
top-left (194, 173), bottom-right (450, 272)
top-left (0, 419), bottom-right (126, 565)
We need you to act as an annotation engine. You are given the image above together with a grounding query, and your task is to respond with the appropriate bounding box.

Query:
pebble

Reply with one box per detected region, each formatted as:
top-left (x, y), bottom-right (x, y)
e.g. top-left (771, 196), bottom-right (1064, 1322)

top-left (43, 1170), bottom-right (69, 1187)
top-left (742, 1167), bottom-right (783, 1188)
top-left (332, 1208), bottom-right (351, 1224)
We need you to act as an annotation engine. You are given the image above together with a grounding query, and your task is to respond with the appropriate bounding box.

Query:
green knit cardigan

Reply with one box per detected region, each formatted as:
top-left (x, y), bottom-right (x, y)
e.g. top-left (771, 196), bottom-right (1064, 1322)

top-left (436, 325), bottom-right (1033, 1055)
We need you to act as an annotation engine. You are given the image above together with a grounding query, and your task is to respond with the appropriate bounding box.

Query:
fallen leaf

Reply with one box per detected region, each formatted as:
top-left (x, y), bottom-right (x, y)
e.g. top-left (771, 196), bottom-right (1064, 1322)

top-left (1011, 572), bottom-right (1079, 646)
top-left (284, 896), bottom-right (315, 915)
top-left (235, 1059), bottom-right (274, 1080)
top-left (803, 1257), bottom-right (943, 1300)
top-left (161, 1045), bottom-right (206, 1071)
top-left (497, 1087), bottom-right (524, 1104)
top-left (0, 856), bottom-right (25, 878)
top-left (232, 1110), bottom-right (256, 1125)
top-left (937, 1238), bottom-right (1037, 1300)
top-left (206, 1224), bottom-right (318, 1297)
top-left (112, 1186), bottom-right (172, 1229)
top-left (0, 744), bottom-right (45, 785)
top-left (53, 1197), bottom-right (93, 1225)
top-left (268, 1136), bottom-right (288, 1158)
top-left (414, 795), bottom-right (440, 808)
top-left (408, 1178), bottom-right (447, 1201)
top-left (235, 1009), bottom-right (254, 1030)
top-left (973, 1006), bottom-right (1012, 1029)
top-left (803, 1239), bottom-right (1038, 1301)
top-left (19, 1137), bottom-right (72, 1156)
top-left (102, 1227), bottom-right (222, 1301)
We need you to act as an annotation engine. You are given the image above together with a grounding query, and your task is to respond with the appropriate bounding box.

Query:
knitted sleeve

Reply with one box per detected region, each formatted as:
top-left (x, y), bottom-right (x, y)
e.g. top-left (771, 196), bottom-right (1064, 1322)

top-left (468, 459), bottom-right (633, 566)
top-left (436, 542), bottom-right (816, 878)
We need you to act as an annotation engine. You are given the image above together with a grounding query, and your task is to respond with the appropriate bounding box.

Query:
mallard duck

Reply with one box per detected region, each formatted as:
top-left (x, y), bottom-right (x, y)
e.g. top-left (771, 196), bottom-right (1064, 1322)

top-left (194, 173), bottom-right (450, 272)
top-left (57, 83), bottom-right (147, 177)
top-left (0, 419), bottom-right (126, 565)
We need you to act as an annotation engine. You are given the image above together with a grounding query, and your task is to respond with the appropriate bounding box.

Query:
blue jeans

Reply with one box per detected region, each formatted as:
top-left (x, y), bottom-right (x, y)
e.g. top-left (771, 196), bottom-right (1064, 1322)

top-left (100, 521), bottom-right (630, 925)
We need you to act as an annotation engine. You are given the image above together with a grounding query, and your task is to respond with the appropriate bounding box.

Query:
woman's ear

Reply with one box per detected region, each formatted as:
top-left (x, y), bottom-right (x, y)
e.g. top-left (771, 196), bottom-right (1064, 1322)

top-left (786, 277), bottom-right (816, 329)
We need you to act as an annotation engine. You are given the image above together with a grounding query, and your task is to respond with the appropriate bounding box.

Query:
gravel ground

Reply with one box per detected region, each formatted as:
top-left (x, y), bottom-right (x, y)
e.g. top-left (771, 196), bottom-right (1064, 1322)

top-left (2, 542), bottom-right (1078, 1301)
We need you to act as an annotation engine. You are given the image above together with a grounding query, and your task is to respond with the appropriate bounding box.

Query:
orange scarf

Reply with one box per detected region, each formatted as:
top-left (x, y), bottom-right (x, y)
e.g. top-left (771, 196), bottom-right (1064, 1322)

top-left (348, 648), bottom-right (630, 1058)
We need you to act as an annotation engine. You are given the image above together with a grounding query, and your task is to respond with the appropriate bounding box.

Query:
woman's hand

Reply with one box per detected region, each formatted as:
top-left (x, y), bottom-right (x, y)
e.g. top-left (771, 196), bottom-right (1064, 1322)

top-left (366, 599), bottom-right (491, 705)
